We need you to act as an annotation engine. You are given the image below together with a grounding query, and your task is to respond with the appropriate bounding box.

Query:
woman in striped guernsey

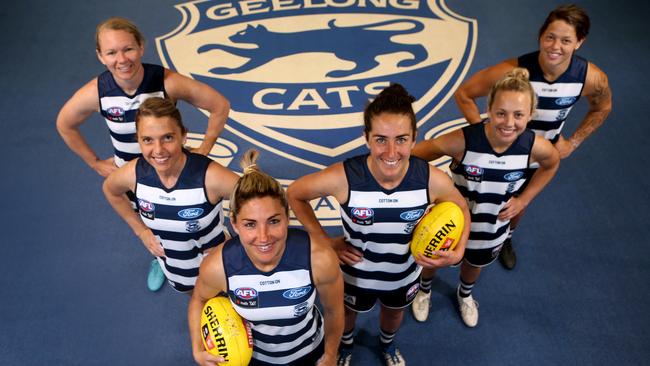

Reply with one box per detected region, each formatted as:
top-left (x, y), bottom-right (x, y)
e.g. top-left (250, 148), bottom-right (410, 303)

top-left (189, 149), bottom-right (344, 366)
top-left (413, 68), bottom-right (560, 327)
top-left (287, 84), bottom-right (470, 366)
top-left (103, 97), bottom-right (238, 292)
top-left (56, 17), bottom-right (231, 291)
top-left (454, 4), bottom-right (612, 270)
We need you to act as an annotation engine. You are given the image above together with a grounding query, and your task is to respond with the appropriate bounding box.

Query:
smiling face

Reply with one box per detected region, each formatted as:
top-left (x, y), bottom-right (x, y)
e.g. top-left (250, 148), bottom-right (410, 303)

top-left (137, 115), bottom-right (187, 175)
top-left (231, 196), bottom-right (289, 272)
top-left (538, 20), bottom-right (584, 73)
top-left (486, 90), bottom-right (533, 150)
top-left (96, 29), bottom-right (145, 86)
top-left (365, 112), bottom-right (416, 186)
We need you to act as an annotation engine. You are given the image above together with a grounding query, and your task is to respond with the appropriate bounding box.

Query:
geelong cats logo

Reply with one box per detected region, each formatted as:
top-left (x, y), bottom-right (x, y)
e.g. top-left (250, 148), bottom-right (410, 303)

top-left (156, 0), bottom-right (476, 171)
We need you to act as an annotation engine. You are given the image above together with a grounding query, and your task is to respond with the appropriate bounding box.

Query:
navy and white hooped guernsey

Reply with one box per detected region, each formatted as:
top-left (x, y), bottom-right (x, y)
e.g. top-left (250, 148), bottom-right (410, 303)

top-left (518, 51), bottom-right (588, 143)
top-left (450, 123), bottom-right (535, 250)
top-left (339, 155), bottom-right (430, 292)
top-left (135, 152), bottom-right (225, 292)
top-left (223, 229), bottom-right (323, 365)
top-left (98, 63), bottom-right (166, 167)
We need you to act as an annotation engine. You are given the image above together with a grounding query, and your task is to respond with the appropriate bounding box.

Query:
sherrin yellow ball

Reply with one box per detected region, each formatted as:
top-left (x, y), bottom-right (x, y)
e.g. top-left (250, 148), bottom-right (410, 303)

top-left (410, 201), bottom-right (464, 259)
top-left (200, 296), bottom-right (253, 365)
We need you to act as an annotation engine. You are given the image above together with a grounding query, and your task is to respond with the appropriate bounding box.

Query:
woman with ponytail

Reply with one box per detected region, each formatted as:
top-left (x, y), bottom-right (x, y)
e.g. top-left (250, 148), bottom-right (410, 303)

top-left (412, 68), bottom-right (560, 327)
top-left (189, 149), bottom-right (344, 366)
top-left (288, 84), bottom-right (470, 366)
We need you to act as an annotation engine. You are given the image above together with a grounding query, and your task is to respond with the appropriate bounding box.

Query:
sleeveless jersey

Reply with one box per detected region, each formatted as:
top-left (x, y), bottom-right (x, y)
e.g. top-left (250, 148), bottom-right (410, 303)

top-left (339, 155), bottom-right (430, 291)
top-left (98, 63), bottom-right (166, 167)
top-left (451, 123), bottom-right (535, 250)
top-left (518, 51), bottom-right (588, 143)
top-left (135, 152), bottom-right (225, 292)
top-left (223, 229), bottom-right (323, 365)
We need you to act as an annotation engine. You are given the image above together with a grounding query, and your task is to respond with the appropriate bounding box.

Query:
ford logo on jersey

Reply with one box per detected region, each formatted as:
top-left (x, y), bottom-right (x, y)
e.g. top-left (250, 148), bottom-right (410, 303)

top-left (400, 209), bottom-right (425, 221)
top-left (504, 171), bottom-right (524, 181)
top-left (138, 199), bottom-right (154, 212)
top-left (235, 287), bottom-right (258, 300)
top-left (283, 286), bottom-right (312, 300)
top-left (555, 97), bottom-right (576, 106)
top-left (178, 208), bottom-right (204, 219)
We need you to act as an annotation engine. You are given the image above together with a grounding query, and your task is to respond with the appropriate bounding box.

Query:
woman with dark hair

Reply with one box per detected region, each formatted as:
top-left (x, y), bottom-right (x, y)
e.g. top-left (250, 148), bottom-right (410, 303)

top-left (288, 84), bottom-right (470, 366)
top-left (454, 4), bottom-right (611, 269)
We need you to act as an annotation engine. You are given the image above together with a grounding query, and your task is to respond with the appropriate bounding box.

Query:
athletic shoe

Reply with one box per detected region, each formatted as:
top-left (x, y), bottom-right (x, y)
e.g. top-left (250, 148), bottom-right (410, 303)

top-left (456, 287), bottom-right (479, 327)
top-left (337, 347), bottom-right (352, 366)
top-left (381, 343), bottom-right (406, 366)
top-left (498, 238), bottom-right (516, 270)
top-left (411, 290), bottom-right (431, 322)
top-left (147, 259), bottom-right (165, 292)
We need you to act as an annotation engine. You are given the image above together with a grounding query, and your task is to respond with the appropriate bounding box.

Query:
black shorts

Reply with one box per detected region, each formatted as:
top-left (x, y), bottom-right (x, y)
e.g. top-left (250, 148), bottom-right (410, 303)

top-left (463, 243), bottom-right (504, 267)
top-left (343, 278), bottom-right (420, 312)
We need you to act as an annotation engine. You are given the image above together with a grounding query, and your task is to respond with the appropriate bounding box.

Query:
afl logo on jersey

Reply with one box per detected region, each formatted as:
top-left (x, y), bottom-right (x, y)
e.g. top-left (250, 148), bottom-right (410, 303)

top-left (178, 207), bottom-right (204, 219)
top-left (465, 165), bottom-right (483, 182)
top-left (138, 199), bottom-right (155, 219)
top-left (555, 97), bottom-right (576, 106)
top-left (156, 0), bottom-right (476, 171)
top-left (234, 287), bottom-right (259, 308)
top-left (351, 207), bottom-right (374, 226)
top-left (106, 106), bottom-right (125, 122)
top-left (235, 287), bottom-right (258, 300)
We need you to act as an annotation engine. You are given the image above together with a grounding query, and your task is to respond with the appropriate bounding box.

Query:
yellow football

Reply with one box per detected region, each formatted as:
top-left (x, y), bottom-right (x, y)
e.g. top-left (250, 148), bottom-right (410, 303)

top-left (410, 201), bottom-right (464, 259)
top-left (200, 296), bottom-right (253, 365)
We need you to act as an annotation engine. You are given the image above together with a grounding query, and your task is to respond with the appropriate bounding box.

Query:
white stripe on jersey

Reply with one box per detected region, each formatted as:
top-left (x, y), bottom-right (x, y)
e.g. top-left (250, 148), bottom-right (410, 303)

top-left (254, 307), bottom-right (319, 352)
top-left (157, 258), bottom-right (196, 286)
top-left (345, 236), bottom-right (410, 255)
top-left (165, 255), bottom-right (203, 270)
top-left (100, 92), bottom-right (164, 111)
top-left (351, 255), bottom-right (416, 274)
top-left (110, 136), bottom-right (141, 154)
top-left (454, 177), bottom-right (526, 196)
top-left (470, 201), bottom-right (503, 214)
top-left (348, 189), bottom-right (428, 208)
top-left (341, 212), bottom-right (413, 236)
top-left (343, 266), bottom-right (421, 291)
top-left (534, 106), bottom-right (575, 122)
top-left (228, 269), bottom-right (311, 293)
top-left (536, 126), bottom-right (563, 140)
top-left (162, 222), bottom-right (224, 251)
top-left (141, 204), bottom-right (222, 233)
top-left (466, 230), bottom-right (509, 250)
top-left (530, 81), bottom-right (583, 97)
top-left (105, 120), bottom-right (136, 135)
top-left (471, 220), bottom-right (509, 234)
top-left (253, 298), bottom-right (318, 336)
top-left (253, 326), bottom-right (323, 364)
top-left (463, 151), bottom-right (529, 170)
top-left (136, 185), bottom-right (210, 207)
top-left (114, 155), bottom-right (127, 168)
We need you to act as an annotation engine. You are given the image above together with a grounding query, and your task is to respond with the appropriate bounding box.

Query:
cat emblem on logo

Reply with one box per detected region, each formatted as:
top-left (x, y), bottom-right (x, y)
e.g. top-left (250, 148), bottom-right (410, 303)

top-left (156, 0), bottom-right (476, 172)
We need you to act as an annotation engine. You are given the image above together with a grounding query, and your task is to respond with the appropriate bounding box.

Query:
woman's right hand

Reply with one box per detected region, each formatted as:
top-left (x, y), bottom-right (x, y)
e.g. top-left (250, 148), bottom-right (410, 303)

top-left (138, 229), bottom-right (165, 257)
top-left (193, 350), bottom-right (225, 366)
top-left (329, 236), bottom-right (363, 265)
top-left (91, 157), bottom-right (118, 177)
